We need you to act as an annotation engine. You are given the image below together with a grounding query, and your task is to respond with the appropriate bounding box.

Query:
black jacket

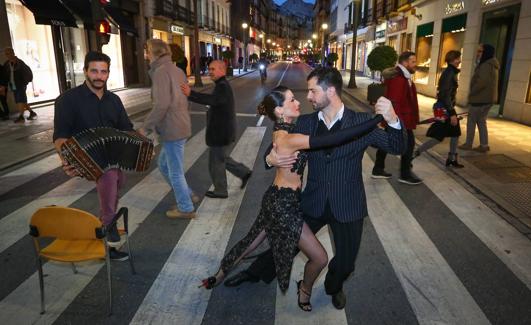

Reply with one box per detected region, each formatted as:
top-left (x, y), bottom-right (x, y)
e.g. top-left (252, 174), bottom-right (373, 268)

top-left (0, 63), bottom-right (7, 87)
top-left (188, 76), bottom-right (236, 146)
top-left (2, 59), bottom-right (33, 89)
top-left (436, 64), bottom-right (460, 116)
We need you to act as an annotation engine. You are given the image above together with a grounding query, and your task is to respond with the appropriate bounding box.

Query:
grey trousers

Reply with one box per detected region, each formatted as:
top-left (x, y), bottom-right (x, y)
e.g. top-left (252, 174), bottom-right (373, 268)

top-left (465, 104), bottom-right (491, 146)
top-left (209, 145), bottom-right (251, 195)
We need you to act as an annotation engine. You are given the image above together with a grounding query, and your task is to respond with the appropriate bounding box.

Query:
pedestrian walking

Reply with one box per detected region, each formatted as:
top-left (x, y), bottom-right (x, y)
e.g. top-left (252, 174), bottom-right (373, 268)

top-left (414, 50), bottom-right (464, 168)
top-left (222, 67), bottom-right (406, 310)
top-left (371, 51), bottom-right (421, 185)
top-left (181, 60), bottom-right (252, 199)
top-left (0, 62), bottom-right (9, 120)
top-left (459, 44), bottom-right (499, 153)
top-left (53, 51), bottom-right (132, 261)
top-left (139, 39), bottom-right (196, 219)
top-left (2, 47), bottom-right (36, 123)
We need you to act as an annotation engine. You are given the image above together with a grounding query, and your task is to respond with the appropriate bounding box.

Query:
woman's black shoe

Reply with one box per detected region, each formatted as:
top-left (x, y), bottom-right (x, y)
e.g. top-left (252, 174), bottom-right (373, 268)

top-left (446, 153), bottom-right (464, 168)
top-left (297, 280), bottom-right (312, 312)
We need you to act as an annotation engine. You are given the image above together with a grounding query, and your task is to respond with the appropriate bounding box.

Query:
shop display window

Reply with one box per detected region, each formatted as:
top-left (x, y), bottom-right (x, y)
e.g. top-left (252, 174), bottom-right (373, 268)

top-left (437, 14), bottom-right (467, 84)
top-left (102, 34), bottom-right (125, 90)
top-left (6, 0), bottom-right (60, 103)
top-left (414, 23), bottom-right (434, 85)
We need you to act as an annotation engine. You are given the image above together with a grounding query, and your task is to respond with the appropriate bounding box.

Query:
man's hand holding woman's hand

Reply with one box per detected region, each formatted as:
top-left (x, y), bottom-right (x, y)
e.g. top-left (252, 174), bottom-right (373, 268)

top-left (375, 97), bottom-right (399, 124)
top-left (180, 83), bottom-right (191, 97)
top-left (266, 143), bottom-right (299, 168)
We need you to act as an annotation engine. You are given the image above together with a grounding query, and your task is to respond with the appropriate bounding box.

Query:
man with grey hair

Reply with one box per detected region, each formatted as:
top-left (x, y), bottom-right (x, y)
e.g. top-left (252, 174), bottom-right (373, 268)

top-left (181, 60), bottom-right (252, 198)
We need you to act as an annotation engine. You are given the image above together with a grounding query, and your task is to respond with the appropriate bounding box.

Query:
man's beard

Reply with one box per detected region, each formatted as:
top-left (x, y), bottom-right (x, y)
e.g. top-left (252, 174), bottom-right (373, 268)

top-left (87, 77), bottom-right (106, 90)
top-left (310, 97), bottom-right (330, 111)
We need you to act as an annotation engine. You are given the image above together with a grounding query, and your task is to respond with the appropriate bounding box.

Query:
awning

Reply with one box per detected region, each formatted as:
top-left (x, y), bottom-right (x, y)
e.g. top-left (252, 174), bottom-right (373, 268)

top-left (61, 0), bottom-right (94, 29)
top-left (104, 6), bottom-right (138, 36)
top-left (20, 0), bottom-right (78, 27)
top-left (442, 14), bottom-right (467, 33)
top-left (416, 22), bottom-right (434, 38)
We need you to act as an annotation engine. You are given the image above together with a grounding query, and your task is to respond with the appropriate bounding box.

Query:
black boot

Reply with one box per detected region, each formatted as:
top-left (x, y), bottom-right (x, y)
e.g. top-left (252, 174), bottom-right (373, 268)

top-left (446, 153), bottom-right (464, 168)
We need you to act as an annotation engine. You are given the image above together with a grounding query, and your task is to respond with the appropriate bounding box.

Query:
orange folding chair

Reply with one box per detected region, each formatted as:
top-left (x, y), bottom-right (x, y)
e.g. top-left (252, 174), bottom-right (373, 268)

top-left (28, 206), bottom-right (135, 315)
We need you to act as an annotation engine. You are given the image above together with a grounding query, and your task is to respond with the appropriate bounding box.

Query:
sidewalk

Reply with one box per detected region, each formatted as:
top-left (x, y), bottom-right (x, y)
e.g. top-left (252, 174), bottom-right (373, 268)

top-left (0, 69), bottom-right (255, 173)
top-left (341, 71), bottom-right (531, 235)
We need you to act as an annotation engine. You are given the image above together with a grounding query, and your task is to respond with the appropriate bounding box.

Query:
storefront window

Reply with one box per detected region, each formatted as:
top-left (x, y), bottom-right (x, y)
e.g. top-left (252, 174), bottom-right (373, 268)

top-left (437, 14), bottom-right (467, 82)
top-left (102, 33), bottom-right (125, 90)
top-left (62, 27), bottom-right (88, 89)
top-left (415, 22), bottom-right (434, 85)
top-left (6, 0), bottom-right (60, 103)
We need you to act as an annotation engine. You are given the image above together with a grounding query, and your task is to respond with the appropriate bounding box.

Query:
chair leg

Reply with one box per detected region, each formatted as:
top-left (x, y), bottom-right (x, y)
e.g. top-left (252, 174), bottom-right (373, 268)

top-left (71, 263), bottom-right (78, 274)
top-left (36, 257), bottom-right (45, 314)
top-left (105, 245), bottom-right (113, 316)
top-left (125, 233), bottom-right (136, 275)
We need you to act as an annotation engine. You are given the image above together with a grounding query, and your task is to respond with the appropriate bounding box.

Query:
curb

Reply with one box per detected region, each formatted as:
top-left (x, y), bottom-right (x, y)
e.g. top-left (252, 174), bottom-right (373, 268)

top-left (342, 89), bottom-right (531, 238)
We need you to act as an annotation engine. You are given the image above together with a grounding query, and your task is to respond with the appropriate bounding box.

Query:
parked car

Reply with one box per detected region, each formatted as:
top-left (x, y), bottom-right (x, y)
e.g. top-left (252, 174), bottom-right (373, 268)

top-left (293, 56), bottom-right (301, 64)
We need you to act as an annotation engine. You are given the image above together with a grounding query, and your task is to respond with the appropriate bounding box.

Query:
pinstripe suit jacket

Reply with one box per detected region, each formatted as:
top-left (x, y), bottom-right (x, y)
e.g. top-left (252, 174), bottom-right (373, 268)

top-left (293, 108), bottom-right (406, 223)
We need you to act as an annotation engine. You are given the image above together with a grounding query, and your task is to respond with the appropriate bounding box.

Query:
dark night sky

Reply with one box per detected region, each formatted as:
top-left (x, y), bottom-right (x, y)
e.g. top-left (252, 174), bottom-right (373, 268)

top-left (273, 0), bottom-right (315, 5)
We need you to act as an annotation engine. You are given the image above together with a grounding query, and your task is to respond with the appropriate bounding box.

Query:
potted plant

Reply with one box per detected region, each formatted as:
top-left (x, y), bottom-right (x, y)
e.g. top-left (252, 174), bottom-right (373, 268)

top-left (327, 52), bottom-right (339, 67)
top-left (366, 45), bottom-right (397, 104)
top-left (221, 50), bottom-right (234, 76)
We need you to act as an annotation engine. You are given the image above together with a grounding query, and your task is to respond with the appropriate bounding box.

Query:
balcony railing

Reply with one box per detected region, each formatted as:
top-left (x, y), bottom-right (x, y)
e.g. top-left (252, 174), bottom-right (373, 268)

top-left (155, 0), bottom-right (193, 25)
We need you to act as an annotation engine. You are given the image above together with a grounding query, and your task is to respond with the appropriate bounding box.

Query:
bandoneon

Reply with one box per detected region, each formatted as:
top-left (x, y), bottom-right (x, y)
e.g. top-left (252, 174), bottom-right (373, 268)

top-left (60, 127), bottom-right (154, 181)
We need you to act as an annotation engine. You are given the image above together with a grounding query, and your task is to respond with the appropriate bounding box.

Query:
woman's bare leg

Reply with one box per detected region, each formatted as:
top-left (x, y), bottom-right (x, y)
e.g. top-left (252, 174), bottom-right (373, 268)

top-left (297, 223), bottom-right (328, 305)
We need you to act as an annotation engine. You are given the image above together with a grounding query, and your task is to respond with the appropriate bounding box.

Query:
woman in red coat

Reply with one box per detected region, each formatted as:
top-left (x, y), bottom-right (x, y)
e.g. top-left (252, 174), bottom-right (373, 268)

top-left (372, 51), bottom-right (421, 185)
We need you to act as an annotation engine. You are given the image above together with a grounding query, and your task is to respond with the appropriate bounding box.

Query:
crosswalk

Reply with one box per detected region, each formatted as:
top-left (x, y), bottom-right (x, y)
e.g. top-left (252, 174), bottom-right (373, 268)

top-left (0, 124), bottom-right (530, 325)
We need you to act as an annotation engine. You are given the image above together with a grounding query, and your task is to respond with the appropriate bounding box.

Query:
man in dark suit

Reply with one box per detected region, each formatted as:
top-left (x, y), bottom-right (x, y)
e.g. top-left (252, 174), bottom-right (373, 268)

top-left (224, 67), bottom-right (406, 309)
top-left (181, 60), bottom-right (252, 198)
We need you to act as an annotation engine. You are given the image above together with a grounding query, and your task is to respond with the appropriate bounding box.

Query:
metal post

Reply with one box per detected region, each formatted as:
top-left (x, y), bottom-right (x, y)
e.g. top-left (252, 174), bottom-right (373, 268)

top-left (243, 30), bottom-right (248, 72)
top-left (37, 257), bottom-right (45, 314)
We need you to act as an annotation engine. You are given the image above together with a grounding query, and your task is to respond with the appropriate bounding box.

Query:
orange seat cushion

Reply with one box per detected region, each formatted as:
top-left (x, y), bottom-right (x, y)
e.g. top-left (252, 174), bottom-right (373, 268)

top-left (40, 239), bottom-right (106, 262)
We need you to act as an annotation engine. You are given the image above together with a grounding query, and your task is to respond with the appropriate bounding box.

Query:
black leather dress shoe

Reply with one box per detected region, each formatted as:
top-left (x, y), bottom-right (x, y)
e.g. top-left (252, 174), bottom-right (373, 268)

top-left (240, 172), bottom-right (252, 189)
top-left (224, 271), bottom-right (259, 287)
top-left (331, 290), bottom-right (346, 309)
top-left (205, 191), bottom-right (228, 199)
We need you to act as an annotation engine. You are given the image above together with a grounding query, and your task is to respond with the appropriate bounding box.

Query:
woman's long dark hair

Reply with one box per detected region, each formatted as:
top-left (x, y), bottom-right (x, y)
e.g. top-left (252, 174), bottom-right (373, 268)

top-left (257, 86), bottom-right (289, 122)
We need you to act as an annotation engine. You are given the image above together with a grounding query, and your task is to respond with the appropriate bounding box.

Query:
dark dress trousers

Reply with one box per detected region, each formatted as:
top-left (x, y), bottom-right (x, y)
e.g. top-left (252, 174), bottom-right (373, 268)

top-left (249, 108), bottom-right (406, 294)
top-left (0, 63), bottom-right (9, 117)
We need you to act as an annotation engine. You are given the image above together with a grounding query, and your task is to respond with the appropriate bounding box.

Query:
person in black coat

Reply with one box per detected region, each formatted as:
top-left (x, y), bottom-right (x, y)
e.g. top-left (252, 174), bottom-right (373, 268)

top-left (0, 62), bottom-right (9, 120)
top-left (414, 50), bottom-right (463, 168)
top-left (181, 60), bottom-right (252, 198)
top-left (3, 48), bottom-right (37, 123)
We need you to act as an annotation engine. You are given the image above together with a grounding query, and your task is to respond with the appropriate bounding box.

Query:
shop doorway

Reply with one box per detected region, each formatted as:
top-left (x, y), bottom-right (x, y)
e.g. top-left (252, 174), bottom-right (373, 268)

top-left (480, 4), bottom-right (520, 116)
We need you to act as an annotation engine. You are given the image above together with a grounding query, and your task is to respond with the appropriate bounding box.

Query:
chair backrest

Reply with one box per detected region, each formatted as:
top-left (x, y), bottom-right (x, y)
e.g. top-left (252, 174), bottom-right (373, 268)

top-left (30, 206), bottom-right (102, 240)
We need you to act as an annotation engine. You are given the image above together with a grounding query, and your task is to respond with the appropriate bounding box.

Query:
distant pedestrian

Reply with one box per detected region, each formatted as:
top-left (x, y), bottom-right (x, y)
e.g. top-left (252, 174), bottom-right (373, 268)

top-left (200, 56), bottom-right (207, 74)
top-left (2, 47), bottom-right (36, 123)
top-left (459, 44), bottom-right (499, 153)
top-left (372, 51), bottom-right (421, 185)
top-left (180, 60), bottom-right (252, 199)
top-left (0, 62), bottom-right (9, 120)
top-left (238, 56), bottom-right (243, 72)
top-left (414, 50), bottom-right (464, 168)
top-left (139, 39), bottom-right (197, 219)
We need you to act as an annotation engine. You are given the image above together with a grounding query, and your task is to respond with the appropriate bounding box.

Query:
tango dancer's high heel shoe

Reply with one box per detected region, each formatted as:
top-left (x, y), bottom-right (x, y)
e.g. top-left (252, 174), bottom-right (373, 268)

top-left (199, 271), bottom-right (224, 290)
top-left (297, 280), bottom-right (312, 312)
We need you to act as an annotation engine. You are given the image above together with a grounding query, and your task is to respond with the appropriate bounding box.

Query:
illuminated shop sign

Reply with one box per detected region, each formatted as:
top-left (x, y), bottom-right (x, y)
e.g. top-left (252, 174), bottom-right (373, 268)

top-left (445, 1), bottom-right (465, 15)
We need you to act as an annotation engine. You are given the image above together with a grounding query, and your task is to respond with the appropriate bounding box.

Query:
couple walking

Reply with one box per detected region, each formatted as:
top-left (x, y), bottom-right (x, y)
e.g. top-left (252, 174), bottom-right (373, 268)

top-left (200, 67), bottom-right (406, 311)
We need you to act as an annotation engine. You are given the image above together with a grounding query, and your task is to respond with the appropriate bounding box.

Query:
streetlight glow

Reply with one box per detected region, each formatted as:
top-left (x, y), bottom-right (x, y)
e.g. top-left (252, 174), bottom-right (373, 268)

top-left (312, 33), bottom-right (317, 39)
top-left (242, 22), bottom-right (248, 29)
top-left (321, 23), bottom-right (328, 30)
top-left (259, 34), bottom-right (264, 38)
top-left (267, 39), bottom-right (271, 43)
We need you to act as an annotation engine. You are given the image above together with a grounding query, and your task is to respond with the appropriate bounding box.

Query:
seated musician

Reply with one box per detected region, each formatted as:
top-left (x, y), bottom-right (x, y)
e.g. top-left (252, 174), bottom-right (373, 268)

top-left (52, 51), bottom-right (132, 261)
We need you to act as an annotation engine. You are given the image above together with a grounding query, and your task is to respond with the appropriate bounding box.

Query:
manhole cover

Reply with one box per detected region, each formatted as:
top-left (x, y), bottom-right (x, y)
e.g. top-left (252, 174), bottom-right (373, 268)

top-left (464, 154), bottom-right (524, 169)
top-left (484, 167), bottom-right (531, 183)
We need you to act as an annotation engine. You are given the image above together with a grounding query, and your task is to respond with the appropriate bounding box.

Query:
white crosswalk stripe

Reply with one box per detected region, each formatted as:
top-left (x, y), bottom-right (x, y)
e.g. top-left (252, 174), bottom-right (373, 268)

top-left (0, 129), bottom-right (207, 324)
top-left (131, 126), bottom-right (266, 325)
top-left (0, 154), bottom-right (60, 196)
top-left (362, 154), bottom-right (490, 325)
top-left (413, 155), bottom-right (531, 290)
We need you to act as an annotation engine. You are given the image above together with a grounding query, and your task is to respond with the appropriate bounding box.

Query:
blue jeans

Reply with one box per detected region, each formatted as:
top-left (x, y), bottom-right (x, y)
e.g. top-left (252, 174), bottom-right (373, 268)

top-left (159, 139), bottom-right (194, 213)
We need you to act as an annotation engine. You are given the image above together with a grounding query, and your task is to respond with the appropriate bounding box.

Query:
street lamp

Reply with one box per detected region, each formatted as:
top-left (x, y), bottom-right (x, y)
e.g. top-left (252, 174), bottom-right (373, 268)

top-left (321, 23), bottom-right (329, 65)
top-left (242, 22), bottom-right (248, 71)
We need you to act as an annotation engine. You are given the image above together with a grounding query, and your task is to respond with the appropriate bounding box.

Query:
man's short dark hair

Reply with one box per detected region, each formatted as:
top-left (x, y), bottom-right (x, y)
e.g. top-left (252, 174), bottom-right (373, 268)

top-left (307, 66), bottom-right (343, 95)
top-left (84, 51), bottom-right (111, 70)
top-left (398, 51), bottom-right (416, 64)
top-left (445, 50), bottom-right (461, 64)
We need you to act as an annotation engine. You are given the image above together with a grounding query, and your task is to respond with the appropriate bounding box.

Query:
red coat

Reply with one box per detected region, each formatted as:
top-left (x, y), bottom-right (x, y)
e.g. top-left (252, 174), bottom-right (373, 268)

top-left (383, 67), bottom-right (419, 130)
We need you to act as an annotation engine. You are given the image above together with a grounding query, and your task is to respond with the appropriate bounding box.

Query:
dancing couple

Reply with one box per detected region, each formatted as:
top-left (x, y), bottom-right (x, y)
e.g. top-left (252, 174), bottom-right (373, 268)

top-left (200, 67), bottom-right (406, 311)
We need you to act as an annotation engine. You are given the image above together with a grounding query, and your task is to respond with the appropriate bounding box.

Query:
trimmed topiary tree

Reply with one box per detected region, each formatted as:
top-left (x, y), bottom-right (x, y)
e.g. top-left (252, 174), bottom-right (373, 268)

top-left (366, 45), bottom-right (398, 104)
top-left (367, 45), bottom-right (397, 80)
